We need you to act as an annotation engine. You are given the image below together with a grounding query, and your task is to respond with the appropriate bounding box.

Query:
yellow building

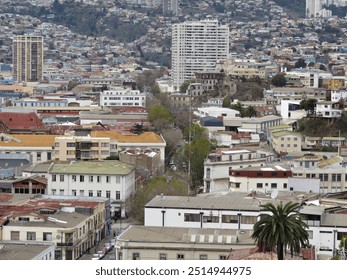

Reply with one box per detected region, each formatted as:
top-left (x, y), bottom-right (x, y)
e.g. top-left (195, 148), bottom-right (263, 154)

top-left (271, 131), bottom-right (303, 155)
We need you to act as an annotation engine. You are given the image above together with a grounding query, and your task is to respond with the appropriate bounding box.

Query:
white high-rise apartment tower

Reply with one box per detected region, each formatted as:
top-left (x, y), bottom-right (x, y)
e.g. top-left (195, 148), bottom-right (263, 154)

top-left (171, 20), bottom-right (229, 91)
top-left (306, 0), bottom-right (323, 18)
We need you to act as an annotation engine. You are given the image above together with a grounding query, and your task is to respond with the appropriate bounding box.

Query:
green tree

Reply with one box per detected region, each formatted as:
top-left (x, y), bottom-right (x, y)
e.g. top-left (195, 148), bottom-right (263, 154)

top-left (230, 102), bottom-right (244, 117)
top-left (244, 105), bottom-right (258, 117)
top-left (271, 73), bottom-right (287, 87)
top-left (294, 58), bottom-right (307, 69)
top-left (128, 176), bottom-right (187, 224)
top-left (183, 123), bottom-right (208, 142)
top-left (251, 202), bottom-right (309, 260)
top-left (222, 96), bottom-right (231, 108)
top-left (179, 80), bottom-right (193, 93)
top-left (186, 138), bottom-right (211, 191)
top-left (148, 104), bottom-right (173, 131)
top-left (300, 99), bottom-right (317, 114)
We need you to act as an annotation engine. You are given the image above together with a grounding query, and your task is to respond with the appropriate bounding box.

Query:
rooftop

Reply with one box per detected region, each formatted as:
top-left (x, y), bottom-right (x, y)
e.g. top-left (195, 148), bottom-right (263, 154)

top-left (92, 131), bottom-right (165, 144)
top-left (49, 160), bottom-right (134, 175)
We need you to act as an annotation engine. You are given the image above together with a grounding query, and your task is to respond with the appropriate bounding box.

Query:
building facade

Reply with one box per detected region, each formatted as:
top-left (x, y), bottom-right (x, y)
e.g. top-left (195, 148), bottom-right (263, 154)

top-left (12, 35), bottom-right (44, 82)
top-left (100, 87), bottom-right (146, 107)
top-left (171, 20), bottom-right (229, 90)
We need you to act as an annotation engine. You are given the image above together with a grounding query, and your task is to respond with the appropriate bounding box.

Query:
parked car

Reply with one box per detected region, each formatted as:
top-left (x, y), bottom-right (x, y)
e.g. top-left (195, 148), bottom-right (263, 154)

top-left (110, 239), bottom-right (116, 247)
top-left (104, 242), bottom-right (113, 252)
top-left (91, 254), bottom-right (100, 260)
top-left (97, 250), bottom-right (105, 259)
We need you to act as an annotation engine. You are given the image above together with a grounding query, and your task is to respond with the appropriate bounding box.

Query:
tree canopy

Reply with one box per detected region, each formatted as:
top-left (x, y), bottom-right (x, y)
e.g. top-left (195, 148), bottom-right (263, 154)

top-left (271, 73), bottom-right (287, 87)
top-left (251, 201), bottom-right (309, 260)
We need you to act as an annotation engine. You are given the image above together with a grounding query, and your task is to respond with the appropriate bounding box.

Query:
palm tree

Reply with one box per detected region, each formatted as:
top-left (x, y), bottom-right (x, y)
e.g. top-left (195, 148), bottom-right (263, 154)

top-left (251, 201), bottom-right (309, 260)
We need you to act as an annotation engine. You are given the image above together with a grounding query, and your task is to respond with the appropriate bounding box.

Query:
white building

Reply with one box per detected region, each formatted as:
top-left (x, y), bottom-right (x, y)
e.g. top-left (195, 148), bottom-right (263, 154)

top-left (100, 87), bottom-right (146, 107)
top-left (48, 161), bottom-right (136, 216)
top-left (195, 106), bottom-right (240, 119)
top-left (331, 90), bottom-right (347, 102)
top-left (171, 20), bottom-right (229, 91)
top-left (144, 191), bottom-right (347, 259)
top-left (306, 0), bottom-right (323, 18)
top-left (315, 101), bottom-right (342, 118)
top-left (204, 148), bottom-right (274, 193)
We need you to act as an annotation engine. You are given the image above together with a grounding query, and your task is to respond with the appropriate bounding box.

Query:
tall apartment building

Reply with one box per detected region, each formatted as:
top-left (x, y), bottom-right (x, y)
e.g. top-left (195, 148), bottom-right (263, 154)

top-left (306, 0), bottom-right (323, 18)
top-left (12, 35), bottom-right (44, 83)
top-left (171, 20), bottom-right (229, 91)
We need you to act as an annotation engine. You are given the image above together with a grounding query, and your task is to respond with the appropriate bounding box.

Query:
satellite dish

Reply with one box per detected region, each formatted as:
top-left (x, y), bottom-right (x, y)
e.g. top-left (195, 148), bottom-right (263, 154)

top-left (271, 190), bottom-right (278, 199)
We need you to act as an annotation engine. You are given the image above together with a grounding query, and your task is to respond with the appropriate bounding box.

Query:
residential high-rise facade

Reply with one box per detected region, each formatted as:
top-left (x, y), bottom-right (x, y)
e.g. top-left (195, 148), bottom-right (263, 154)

top-left (306, 0), bottom-right (323, 18)
top-left (171, 20), bottom-right (229, 91)
top-left (12, 35), bottom-right (44, 82)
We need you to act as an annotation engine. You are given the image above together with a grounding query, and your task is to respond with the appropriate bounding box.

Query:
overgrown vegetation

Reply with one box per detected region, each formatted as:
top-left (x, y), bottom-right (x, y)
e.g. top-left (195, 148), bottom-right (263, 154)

top-left (297, 112), bottom-right (347, 137)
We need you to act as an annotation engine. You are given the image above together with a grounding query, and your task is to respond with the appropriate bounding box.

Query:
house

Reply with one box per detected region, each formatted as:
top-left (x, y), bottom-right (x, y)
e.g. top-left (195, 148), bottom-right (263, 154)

top-left (115, 226), bottom-right (254, 260)
top-left (315, 101), bottom-right (342, 118)
top-left (143, 190), bottom-right (347, 259)
top-left (0, 112), bottom-right (48, 134)
top-left (271, 131), bottom-right (303, 155)
top-left (48, 160), bottom-right (136, 218)
top-left (204, 147), bottom-right (274, 193)
top-left (291, 155), bottom-right (347, 193)
top-left (0, 241), bottom-right (56, 260)
top-left (0, 194), bottom-right (109, 260)
top-left (0, 134), bottom-right (56, 164)
top-left (229, 165), bottom-right (291, 192)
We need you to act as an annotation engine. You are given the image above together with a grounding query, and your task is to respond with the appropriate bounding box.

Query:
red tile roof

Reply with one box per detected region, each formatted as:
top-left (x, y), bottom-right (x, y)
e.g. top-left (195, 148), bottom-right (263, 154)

top-left (0, 112), bottom-right (46, 131)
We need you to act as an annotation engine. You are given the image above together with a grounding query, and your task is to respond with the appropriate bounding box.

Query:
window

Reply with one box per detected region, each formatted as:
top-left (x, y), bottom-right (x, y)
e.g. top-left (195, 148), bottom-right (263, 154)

top-left (257, 183), bottom-right (262, 188)
top-left (89, 190), bottom-right (93, 197)
top-left (43, 232), bottom-right (52, 241)
top-left (55, 142), bottom-right (60, 147)
top-left (271, 183), bottom-right (277, 188)
top-left (159, 253), bottom-right (167, 260)
top-left (199, 254), bottom-right (208, 260)
top-left (11, 231), bottom-right (20, 241)
top-left (72, 190), bottom-right (76, 196)
top-left (132, 253), bottom-right (140, 260)
top-left (116, 191), bottom-right (121, 200)
top-left (27, 232), bottom-right (36, 241)
top-left (283, 183), bottom-right (287, 189)
top-left (106, 191), bottom-right (111, 199)
top-left (184, 213), bottom-right (200, 222)
top-left (219, 255), bottom-right (227, 260)
top-left (241, 216), bottom-right (257, 224)
top-left (72, 175), bottom-right (77, 182)
top-left (67, 142), bottom-right (75, 147)
top-left (222, 215), bottom-right (238, 223)
top-left (97, 190), bottom-right (102, 197)
top-left (80, 175), bottom-right (84, 182)
top-left (337, 174), bottom-right (341, 181)
top-left (97, 176), bottom-right (101, 183)
top-left (59, 189), bottom-right (64, 195)
top-left (116, 176), bottom-right (120, 184)
top-left (60, 175), bottom-right (64, 182)
top-left (37, 152), bottom-right (41, 161)
top-left (106, 176), bottom-right (110, 183)
top-left (52, 175), bottom-right (56, 182)
top-left (203, 216), bottom-right (219, 223)
top-left (177, 254), bottom-right (184, 260)
top-left (89, 176), bottom-right (93, 182)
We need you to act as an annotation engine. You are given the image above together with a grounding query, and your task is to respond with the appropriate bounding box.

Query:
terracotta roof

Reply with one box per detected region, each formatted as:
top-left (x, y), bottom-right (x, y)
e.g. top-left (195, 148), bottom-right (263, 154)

top-left (92, 131), bottom-right (165, 144)
top-left (0, 112), bottom-right (46, 130)
top-left (0, 134), bottom-right (58, 147)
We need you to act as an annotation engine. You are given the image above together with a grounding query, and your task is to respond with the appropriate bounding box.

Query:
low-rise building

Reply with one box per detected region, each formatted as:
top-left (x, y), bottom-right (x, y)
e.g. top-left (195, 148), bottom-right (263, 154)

top-left (48, 160), bottom-right (136, 217)
top-left (271, 131), bottom-right (303, 155)
top-left (100, 87), bottom-right (146, 107)
top-left (115, 226), bottom-right (253, 260)
top-left (204, 147), bottom-right (274, 193)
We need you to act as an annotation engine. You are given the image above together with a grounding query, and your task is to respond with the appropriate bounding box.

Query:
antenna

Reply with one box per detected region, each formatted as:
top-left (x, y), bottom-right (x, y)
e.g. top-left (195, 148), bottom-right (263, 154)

top-left (271, 190), bottom-right (278, 199)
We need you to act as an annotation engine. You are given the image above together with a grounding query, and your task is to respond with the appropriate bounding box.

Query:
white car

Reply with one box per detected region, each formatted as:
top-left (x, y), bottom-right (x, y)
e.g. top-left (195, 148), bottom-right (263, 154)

top-left (104, 242), bottom-right (113, 252)
top-left (97, 250), bottom-right (105, 259)
top-left (110, 239), bottom-right (116, 247)
top-left (91, 254), bottom-right (100, 260)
